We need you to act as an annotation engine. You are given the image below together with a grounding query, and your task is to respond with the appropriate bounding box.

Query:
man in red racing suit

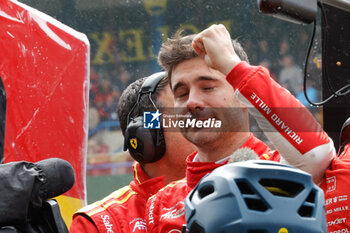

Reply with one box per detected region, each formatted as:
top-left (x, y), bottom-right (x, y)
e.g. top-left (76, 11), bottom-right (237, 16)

top-left (70, 162), bottom-right (164, 233)
top-left (70, 75), bottom-right (195, 232)
top-left (321, 143), bottom-right (350, 233)
top-left (136, 24), bottom-right (335, 233)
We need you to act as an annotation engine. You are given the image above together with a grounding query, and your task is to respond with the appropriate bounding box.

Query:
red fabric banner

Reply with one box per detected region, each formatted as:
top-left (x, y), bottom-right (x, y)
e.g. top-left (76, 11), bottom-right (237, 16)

top-left (0, 0), bottom-right (90, 226)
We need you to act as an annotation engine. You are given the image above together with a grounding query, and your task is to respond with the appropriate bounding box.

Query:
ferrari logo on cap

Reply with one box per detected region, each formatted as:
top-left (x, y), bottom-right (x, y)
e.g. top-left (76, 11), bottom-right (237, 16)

top-left (130, 138), bottom-right (138, 149)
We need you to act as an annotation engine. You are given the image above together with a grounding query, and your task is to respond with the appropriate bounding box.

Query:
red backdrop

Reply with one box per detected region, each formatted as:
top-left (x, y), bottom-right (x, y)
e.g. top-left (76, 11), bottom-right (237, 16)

top-left (0, 0), bottom-right (90, 226)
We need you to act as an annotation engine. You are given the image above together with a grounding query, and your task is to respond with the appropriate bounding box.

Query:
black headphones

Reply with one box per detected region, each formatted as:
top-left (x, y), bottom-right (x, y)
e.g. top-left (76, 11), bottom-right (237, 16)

top-left (123, 72), bottom-right (167, 163)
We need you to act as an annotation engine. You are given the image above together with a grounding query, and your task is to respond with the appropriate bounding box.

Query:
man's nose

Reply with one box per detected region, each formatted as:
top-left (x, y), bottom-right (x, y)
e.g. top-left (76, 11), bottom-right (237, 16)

top-left (186, 90), bottom-right (204, 112)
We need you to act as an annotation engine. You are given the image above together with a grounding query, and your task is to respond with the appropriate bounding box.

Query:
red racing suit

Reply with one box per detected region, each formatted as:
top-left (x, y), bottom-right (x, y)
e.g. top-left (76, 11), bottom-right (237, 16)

top-left (69, 162), bottom-right (164, 233)
top-left (138, 62), bottom-right (335, 233)
top-left (320, 144), bottom-right (350, 233)
top-left (144, 134), bottom-right (279, 233)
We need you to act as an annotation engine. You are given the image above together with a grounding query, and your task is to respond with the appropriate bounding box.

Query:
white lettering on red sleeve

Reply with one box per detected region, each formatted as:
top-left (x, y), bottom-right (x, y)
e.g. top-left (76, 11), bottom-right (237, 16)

top-left (251, 92), bottom-right (303, 145)
top-left (328, 218), bottom-right (347, 226)
top-left (149, 196), bottom-right (156, 225)
top-left (329, 228), bottom-right (349, 233)
top-left (101, 215), bottom-right (114, 233)
top-left (250, 93), bottom-right (272, 115)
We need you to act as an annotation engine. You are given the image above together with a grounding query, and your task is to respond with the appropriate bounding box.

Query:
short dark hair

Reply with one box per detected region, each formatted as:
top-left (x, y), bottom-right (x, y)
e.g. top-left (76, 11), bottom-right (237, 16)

top-left (117, 76), bottom-right (168, 135)
top-left (158, 33), bottom-right (249, 80)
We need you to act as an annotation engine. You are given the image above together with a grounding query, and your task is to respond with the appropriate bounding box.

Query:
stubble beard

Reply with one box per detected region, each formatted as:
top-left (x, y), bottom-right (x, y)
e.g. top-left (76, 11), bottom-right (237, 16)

top-left (182, 129), bottom-right (225, 148)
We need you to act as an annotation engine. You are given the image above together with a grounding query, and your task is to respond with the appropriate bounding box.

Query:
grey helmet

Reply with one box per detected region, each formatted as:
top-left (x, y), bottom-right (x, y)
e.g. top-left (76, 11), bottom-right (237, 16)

top-left (184, 160), bottom-right (327, 233)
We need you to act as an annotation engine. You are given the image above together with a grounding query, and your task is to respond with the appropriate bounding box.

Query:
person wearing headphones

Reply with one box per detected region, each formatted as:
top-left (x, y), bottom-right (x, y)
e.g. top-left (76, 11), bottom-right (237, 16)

top-left (136, 24), bottom-right (335, 233)
top-left (184, 160), bottom-right (327, 233)
top-left (69, 72), bottom-right (195, 233)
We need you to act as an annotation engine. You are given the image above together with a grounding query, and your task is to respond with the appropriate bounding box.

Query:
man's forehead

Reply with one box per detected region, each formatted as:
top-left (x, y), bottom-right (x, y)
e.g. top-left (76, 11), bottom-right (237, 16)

top-left (170, 57), bottom-right (226, 89)
top-left (171, 72), bottom-right (223, 91)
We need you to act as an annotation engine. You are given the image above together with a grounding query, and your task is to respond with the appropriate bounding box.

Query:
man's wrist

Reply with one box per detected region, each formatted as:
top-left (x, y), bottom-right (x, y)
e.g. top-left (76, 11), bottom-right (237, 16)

top-left (221, 57), bottom-right (241, 75)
